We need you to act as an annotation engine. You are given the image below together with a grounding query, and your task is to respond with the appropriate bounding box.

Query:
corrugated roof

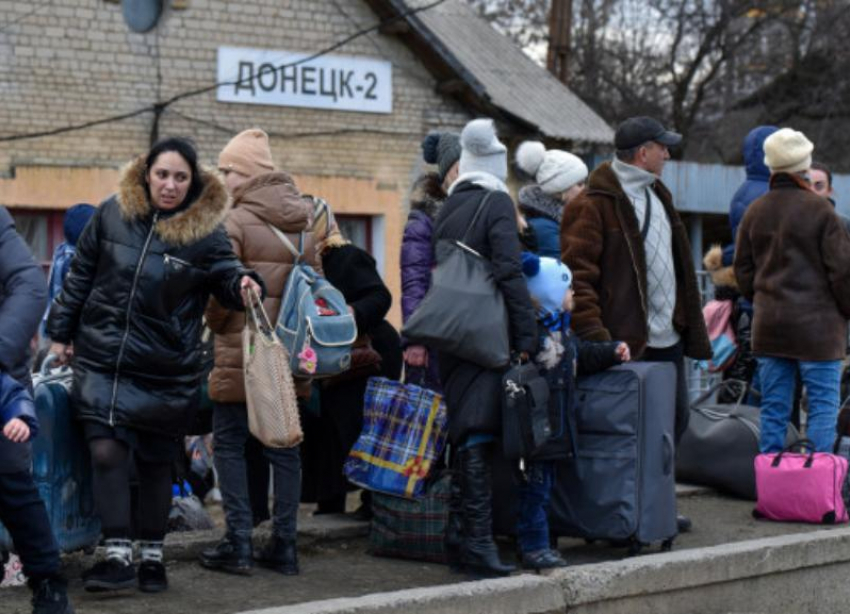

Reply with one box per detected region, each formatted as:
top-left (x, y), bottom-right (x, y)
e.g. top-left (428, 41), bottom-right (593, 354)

top-left (402, 0), bottom-right (614, 144)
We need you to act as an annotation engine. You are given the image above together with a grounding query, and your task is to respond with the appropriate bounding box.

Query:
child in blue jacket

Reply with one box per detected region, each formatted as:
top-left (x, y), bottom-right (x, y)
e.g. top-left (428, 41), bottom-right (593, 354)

top-left (1, 372), bottom-right (73, 613)
top-left (517, 253), bottom-right (630, 569)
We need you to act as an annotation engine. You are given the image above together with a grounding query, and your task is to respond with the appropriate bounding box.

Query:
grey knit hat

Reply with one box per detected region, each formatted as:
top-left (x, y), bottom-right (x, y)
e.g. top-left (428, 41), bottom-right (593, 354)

top-left (422, 132), bottom-right (461, 182)
top-left (458, 119), bottom-right (507, 181)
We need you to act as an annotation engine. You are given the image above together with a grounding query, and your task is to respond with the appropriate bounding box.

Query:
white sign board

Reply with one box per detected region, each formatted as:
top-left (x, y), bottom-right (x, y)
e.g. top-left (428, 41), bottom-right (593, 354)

top-left (216, 47), bottom-right (393, 114)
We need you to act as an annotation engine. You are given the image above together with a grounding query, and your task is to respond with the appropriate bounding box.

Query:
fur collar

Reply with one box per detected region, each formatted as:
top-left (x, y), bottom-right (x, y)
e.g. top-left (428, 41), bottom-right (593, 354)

top-left (448, 171), bottom-right (509, 196)
top-left (409, 173), bottom-right (445, 220)
top-left (117, 155), bottom-right (229, 247)
top-left (517, 185), bottom-right (563, 222)
top-left (703, 244), bottom-right (738, 289)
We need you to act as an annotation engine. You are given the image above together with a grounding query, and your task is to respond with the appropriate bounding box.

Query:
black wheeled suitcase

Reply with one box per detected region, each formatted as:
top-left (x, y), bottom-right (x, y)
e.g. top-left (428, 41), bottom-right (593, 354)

top-left (549, 362), bottom-right (678, 554)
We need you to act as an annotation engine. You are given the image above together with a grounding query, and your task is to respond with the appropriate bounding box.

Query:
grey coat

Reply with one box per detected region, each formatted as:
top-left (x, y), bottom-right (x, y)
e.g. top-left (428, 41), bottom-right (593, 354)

top-left (0, 206), bottom-right (48, 473)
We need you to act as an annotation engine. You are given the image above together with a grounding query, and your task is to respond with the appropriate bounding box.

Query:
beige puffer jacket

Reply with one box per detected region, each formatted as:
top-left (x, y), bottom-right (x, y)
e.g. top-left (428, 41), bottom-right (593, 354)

top-left (205, 172), bottom-right (320, 403)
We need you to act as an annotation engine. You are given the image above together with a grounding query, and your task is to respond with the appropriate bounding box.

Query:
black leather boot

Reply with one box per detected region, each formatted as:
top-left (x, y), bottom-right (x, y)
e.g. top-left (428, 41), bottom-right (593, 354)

top-left (458, 444), bottom-right (515, 577)
top-left (199, 534), bottom-right (253, 575)
top-left (444, 461), bottom-right (465, 571)
top-left (254, 535), bottom-right (299, 576)
top-left (30, 577), bottom-right (75, 614)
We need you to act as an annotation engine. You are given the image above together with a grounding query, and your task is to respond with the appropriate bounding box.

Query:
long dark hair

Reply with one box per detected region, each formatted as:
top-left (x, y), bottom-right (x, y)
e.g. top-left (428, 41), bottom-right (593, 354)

top-left (144, 137), bottom-right (205, 208)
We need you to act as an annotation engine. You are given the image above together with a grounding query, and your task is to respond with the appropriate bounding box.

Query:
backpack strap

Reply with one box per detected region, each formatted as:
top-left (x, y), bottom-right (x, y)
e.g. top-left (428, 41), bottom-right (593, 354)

top-left (268, 224), bottom-right (304, 263)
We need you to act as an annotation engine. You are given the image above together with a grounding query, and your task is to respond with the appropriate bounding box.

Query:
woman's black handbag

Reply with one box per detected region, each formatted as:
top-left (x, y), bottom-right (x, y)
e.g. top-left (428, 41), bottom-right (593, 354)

top-left (401, 193), bottom-right (510, 370)
top-left (501, 362), bottom-right (550, 460)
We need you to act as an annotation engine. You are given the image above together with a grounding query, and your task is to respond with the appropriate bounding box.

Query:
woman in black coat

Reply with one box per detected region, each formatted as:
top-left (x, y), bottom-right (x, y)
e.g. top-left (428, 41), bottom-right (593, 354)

top-left (299, 197), bottom-right (402, 515)
top-left (433, 119), bottom-right (537, 577)
top-left (47, 137), bottom-right (262, 594)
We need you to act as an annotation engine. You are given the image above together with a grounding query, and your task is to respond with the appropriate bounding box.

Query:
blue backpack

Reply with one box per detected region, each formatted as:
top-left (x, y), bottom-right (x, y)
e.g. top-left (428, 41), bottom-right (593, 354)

top-left (270, 226), bottom-right (358, 378)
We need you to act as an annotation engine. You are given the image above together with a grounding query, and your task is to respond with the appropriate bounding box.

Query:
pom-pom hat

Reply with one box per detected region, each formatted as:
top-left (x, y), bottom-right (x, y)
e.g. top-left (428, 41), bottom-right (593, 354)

top-left (516, 141), bottom-right (588, 195)
top-left (421, 132), bottom-right (461, 182)
top-left (458, 119), bottom-right (508, 181)
top-left (521, 252), bottom-right (573, 316)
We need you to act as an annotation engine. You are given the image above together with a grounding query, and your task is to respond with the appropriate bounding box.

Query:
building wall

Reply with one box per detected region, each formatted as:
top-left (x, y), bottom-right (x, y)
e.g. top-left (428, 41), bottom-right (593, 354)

top-left (0, 0), bottom-right (473, 324)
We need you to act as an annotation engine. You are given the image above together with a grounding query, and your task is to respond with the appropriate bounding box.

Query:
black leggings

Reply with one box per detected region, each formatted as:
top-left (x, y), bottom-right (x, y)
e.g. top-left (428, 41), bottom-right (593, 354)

top-left (89, 438), bottom-right (172, 541)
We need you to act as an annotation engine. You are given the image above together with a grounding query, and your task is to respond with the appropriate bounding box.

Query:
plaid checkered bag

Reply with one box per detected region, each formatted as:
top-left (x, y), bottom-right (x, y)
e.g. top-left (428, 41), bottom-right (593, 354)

top-left (344, 377), bottom-right (448, 499)
top-left (369, 472), bottom-right (451, 563)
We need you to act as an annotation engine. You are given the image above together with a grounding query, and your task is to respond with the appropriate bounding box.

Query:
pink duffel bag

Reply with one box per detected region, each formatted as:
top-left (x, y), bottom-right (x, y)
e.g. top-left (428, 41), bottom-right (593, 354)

top-left (754, 439), bottom-right (849, 524)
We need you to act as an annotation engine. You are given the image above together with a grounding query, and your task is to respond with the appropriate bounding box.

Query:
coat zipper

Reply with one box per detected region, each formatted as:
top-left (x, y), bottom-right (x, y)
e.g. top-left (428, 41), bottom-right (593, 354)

top-left (163, 253), bottom-right (192, 268)
top-left (109, 212), bottom-right (160, 426)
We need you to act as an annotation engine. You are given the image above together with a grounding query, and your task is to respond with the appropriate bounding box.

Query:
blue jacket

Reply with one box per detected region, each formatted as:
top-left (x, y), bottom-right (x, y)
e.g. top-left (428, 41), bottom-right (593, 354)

top-left (517, 185), bottom-right (564, 260)
top-left (0, 372), bottom-right (38, 440)
top-left (41, 242), bottom-right (75, 338)
top-left (527, 217), bottom-right (561, 260)
top-left (723, 126), bottom-right (778, 265)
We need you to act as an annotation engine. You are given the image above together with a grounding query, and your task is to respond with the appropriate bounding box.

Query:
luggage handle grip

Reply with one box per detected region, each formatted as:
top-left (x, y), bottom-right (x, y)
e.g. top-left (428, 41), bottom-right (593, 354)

top-left (690, 379), bottom-right (749, 409)
top-left (41, 353), bottom-right (70, 376)
top-left (662, 433), bottom-right (674, 476)
top-left (770, 438), bottom-right (817, 468)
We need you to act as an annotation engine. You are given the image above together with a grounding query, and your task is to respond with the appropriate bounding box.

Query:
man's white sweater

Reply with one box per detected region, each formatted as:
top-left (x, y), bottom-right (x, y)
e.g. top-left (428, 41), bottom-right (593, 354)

top-left (611, 158), bottom-right (680, 349)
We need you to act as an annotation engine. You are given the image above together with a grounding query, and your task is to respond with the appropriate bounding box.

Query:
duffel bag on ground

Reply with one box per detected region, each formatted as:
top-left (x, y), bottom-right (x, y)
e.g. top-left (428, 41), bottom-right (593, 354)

top-left (677, 380), bottom-right (799, 500)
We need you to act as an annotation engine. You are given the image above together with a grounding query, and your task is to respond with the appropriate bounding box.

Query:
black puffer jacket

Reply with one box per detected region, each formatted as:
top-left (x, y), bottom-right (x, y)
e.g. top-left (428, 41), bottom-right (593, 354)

top-left (47, 157), bottom-right (259, 436)
top-left (434, 181), bottom-right (537, 444)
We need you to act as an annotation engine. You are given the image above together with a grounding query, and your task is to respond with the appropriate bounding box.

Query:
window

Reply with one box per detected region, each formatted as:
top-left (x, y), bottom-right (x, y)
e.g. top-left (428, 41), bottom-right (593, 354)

top-left (337, 215), bottom-right (372, 254)
top-left (336, 214), bottom-right (386, 277)
top-left (8, 209), bottom-right (64, 272)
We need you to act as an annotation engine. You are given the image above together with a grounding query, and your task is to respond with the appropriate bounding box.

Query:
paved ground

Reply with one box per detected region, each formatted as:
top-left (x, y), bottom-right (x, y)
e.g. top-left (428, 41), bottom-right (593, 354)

top-left (1, 492), bottom-right (838, 614)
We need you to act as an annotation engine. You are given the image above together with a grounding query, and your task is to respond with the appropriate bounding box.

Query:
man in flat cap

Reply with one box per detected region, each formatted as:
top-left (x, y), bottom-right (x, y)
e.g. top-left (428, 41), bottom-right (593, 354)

top-left (560, 117), bottom-right (710, 533)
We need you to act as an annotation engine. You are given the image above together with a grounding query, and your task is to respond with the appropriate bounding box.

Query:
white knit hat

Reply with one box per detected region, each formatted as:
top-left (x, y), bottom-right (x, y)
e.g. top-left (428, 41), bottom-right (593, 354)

top-left (763, 128), bottom-right (814, 174)
top-left (458, 119), bottom-right (508, 181)
top-left (515, 141), bottom-right (588, 195)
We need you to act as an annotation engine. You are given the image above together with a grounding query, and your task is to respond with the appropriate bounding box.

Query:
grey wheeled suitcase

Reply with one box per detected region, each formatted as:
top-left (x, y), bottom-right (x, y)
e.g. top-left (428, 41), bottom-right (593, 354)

top-left (549, 362), bottom-right (678, 554)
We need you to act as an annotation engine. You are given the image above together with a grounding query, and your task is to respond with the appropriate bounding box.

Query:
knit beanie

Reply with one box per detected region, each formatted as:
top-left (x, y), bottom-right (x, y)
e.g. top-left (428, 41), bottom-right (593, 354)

top-left (516, 141), bottom-right (588, 195)
top-left (218, 128), bottom-right (275, 178)
top-left (458, 119), bottom-right (508, 181)
top-left (521, 252), bottom-right (572, 316)
top-left (421, 132), bottom-right (461, 182)
top-left (763, 128), bottom-right (814, 175)
top-left (63, 203), bottom-right (97, 246)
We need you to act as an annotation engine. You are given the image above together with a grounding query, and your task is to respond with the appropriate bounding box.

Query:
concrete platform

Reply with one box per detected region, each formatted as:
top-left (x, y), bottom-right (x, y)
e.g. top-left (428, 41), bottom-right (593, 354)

top-left (237, 528), bottom-right (850, 614)
top-left (4, 489), bottom-right (844, 614)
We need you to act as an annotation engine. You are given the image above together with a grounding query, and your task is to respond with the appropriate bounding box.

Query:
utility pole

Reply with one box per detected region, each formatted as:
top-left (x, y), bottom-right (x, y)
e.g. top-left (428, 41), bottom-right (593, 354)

top-left (547, 0), bottom-right (572, 84)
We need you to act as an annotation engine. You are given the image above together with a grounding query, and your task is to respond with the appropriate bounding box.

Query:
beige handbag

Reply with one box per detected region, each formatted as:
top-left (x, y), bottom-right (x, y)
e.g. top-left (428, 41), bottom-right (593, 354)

top-left (243, 289), bottom-right (303, 448)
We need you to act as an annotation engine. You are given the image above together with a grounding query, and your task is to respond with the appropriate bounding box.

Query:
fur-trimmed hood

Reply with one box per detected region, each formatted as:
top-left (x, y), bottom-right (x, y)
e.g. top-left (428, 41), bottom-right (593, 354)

top-left (703, 244), bottom-right (737, 289)
top-left (117, 155), bottom-right (229, 247)
top-left (409, 172), bottom-right (445, 220)
top-left (517, 185), bottom-right (563, 223)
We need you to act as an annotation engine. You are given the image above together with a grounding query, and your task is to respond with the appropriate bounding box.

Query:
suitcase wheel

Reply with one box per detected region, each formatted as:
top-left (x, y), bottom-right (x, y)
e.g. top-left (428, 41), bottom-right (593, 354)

top-left (627, 541), bottom-right (644, 556)
top-left (661, 538), bottom-right (674, 552)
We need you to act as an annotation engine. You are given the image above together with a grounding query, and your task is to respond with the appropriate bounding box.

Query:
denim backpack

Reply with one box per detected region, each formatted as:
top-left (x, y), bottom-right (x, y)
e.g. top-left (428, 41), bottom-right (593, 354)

top-left (269, 225), bottom-right (358, 378)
